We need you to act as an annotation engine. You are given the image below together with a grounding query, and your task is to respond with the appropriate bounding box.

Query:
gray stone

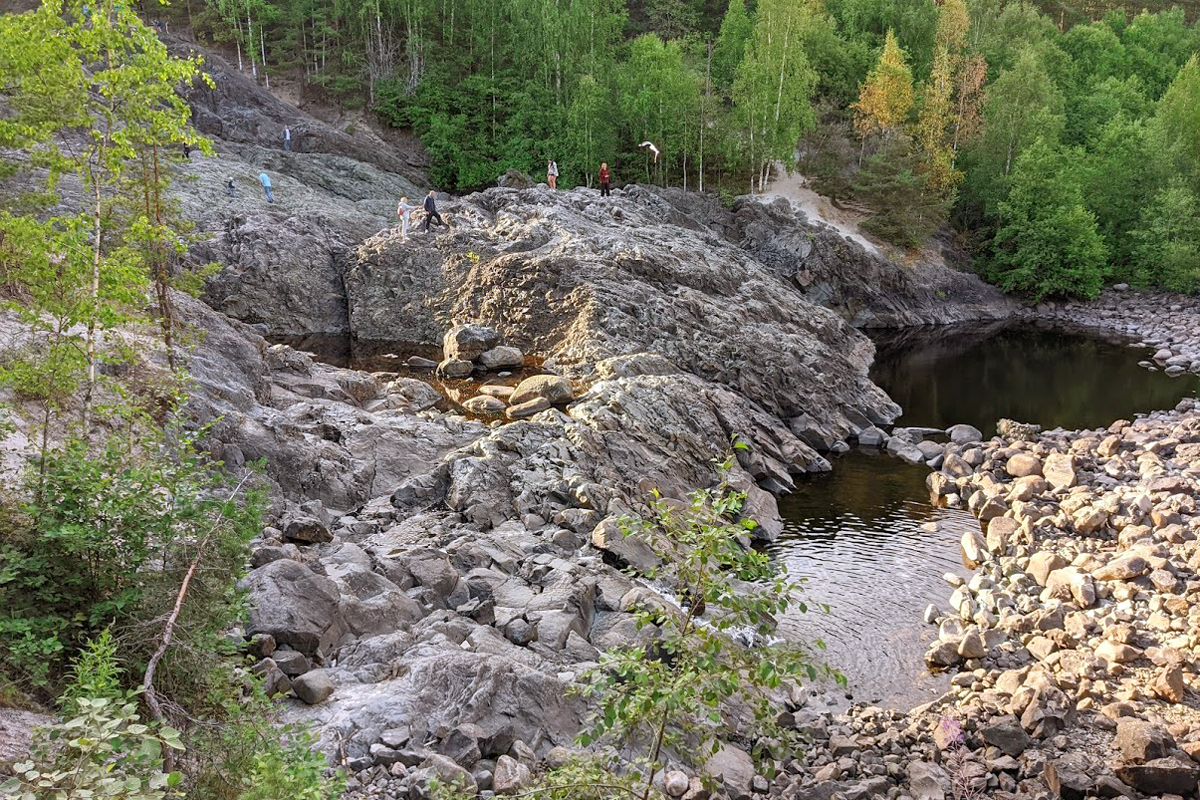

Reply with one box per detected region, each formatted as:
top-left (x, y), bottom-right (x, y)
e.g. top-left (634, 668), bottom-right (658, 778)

top-left (282, 515), bottom-right (333, 544)
top-left (857, 426), bottom-right (887, 447)
top-left (509, 375), bottom-right (574, 406)
top-left (492, 755), bottom-right (532, 795)
top-left (947, 423), bottom-right (983, 444)
top-left (410, 754), bottom-right (479, 799)
top-left (980, 715), bottom-right (1031, 757)
top-left (907, 761), bottom-right (951, 800)
top-left (292, 669), bottom-right (335, 705)
top-left (478, 346), bottom-right (524, 370)
top-left (437, 358), bottom-right (474, 378)
top-left (443, 324), bottom-right (500, 362)
top-left (704, 744), bottom-right (755, 800)
top-left (242, 559), bottom-right (344, 656)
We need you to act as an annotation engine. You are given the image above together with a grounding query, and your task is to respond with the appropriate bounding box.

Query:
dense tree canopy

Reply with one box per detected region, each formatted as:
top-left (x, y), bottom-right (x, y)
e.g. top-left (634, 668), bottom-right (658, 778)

top-left (170, 0), bottom-right (1200, 297)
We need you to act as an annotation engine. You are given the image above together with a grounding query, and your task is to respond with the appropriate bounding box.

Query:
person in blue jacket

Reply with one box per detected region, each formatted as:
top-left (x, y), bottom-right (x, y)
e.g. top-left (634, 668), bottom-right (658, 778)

top-left (259, 172), bottom-right (274, 203)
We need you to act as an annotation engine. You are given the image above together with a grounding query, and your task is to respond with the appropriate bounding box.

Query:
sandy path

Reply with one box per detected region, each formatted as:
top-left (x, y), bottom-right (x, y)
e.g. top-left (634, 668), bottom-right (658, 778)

top-left (758, 170), bottom-right (881, 256)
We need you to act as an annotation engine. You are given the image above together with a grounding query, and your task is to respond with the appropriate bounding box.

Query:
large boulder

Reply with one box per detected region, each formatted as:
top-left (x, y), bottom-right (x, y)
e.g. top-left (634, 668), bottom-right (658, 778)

top-left (444, 324), bottom-right (500, 362)
top-left (242, 560), bottom-right (344, 657)
top-left (1114, 758), bottom-right (1199, 797)
top-left (1114, 719), bottom-right (1176, 764)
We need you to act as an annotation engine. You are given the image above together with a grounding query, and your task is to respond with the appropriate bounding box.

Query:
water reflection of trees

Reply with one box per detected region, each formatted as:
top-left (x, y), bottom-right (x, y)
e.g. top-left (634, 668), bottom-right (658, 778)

top-left (871, 326), bottom-right (1200, 433)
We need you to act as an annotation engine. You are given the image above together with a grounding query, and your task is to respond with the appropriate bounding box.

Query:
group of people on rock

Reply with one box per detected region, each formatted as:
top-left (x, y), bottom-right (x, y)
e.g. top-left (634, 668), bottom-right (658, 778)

top-left (395, 191), bottom-right (446, 240)
top-left (392, 161), bottom-right (615, 240)
top-left (545, 159), bottom-right (612, 195)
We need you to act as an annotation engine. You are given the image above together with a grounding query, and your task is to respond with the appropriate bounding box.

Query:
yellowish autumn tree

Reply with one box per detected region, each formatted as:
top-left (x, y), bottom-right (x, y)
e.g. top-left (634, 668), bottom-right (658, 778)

top-left (915, 46), bottom-right (959, 191)
top-left (934, 0), bottom-right (969, 56)
top-left (852, 28), bottom-right (914, 141)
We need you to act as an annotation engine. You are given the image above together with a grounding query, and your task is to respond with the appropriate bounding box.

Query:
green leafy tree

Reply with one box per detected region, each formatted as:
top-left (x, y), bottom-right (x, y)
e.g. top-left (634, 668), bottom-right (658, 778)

top-left (1148, 55), bottom-right (1200, 196)
top-left (1, 697), bottom-right (184, 800)
top-left (851, 28), bottom-right (914, 141)
top-left (1077, 115), bottom-right (1152, 281)
top-left (989, 138), bottom-right (1108, 301)
top-left (710, 0), bottom-right (753, 90)
top-left (1133, 180), bottom-right (1200, 293)
top-left (732, 0), bottom-right (818, 190)
top-left (618, 34), bottom-right (701, 185)
top-left (1121, 7), bottom-right (1200, 99)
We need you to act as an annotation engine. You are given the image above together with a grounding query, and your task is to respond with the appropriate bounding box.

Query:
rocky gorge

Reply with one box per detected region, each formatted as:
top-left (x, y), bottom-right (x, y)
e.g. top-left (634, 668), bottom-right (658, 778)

top-left (3, 31), bottom-right (1199, 800)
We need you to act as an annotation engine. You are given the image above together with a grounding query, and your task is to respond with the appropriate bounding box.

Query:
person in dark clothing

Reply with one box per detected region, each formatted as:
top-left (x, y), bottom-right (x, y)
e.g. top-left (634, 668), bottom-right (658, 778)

top-left (598, 162), bottom-right (611, 197)
top-left (226, 179), bottom-right (236, 197)
top-left (423, 190), bottom-right (446, 232)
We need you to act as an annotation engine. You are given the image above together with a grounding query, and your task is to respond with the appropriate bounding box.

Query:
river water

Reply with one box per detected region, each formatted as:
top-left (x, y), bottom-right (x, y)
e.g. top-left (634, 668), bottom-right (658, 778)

top-left (770, 321), bottom-right (1200, 710)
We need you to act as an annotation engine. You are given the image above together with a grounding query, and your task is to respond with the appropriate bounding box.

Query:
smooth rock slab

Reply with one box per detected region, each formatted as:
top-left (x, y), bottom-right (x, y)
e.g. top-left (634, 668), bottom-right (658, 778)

top-left (506, 396), bottom-right (551, 419)
top-left (462, 395), bottom-right (506, 415)
top-left (509, 374), bottom-right (574, 405)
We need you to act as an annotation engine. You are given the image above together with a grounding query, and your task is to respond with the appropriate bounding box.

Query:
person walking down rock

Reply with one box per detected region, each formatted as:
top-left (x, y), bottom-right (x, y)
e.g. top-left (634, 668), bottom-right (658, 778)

top-left (598, 162), bottom-right (611, 197)
top-left (282, 126), bottom-right (292, 151)
top-left (259, 172), bottom-right (274, 204)
top-left (396, 195), bottom-right (419, 240)
top-left (547, 159), bottom-right (558, 190)
top-left (423, 190), bottom-right (447, 233)
top-left (226, 179), bottom-right (236, 198)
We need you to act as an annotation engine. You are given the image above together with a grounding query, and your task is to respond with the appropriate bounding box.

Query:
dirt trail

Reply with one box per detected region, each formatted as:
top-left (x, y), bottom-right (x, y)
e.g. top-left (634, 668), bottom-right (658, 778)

top-left (759, 170), bottom-right (881, 256)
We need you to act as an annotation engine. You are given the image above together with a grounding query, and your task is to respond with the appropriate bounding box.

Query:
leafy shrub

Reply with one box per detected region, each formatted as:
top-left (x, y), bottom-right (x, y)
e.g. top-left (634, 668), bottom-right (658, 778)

top-left (532, 452), bottom-right (836, 798)
top-left (1, 696), bottom-right (184, 800)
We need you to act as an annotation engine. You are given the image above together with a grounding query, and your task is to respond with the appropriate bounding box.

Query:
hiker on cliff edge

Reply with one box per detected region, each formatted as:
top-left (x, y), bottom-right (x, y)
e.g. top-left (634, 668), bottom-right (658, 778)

top-left (598, 162), bottom-right (611, 197)
top-left (547, 159), bottom-right (558, 189)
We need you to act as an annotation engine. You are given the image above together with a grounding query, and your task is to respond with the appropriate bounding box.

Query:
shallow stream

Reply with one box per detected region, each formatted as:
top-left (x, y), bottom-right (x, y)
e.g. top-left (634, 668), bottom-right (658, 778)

top-left (771, 320), bottom-right (1200, 710)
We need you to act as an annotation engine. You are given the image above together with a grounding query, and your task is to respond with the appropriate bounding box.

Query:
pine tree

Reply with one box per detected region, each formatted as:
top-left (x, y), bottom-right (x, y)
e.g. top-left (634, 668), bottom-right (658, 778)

top-left (854, 135), bottom-right (948, 247)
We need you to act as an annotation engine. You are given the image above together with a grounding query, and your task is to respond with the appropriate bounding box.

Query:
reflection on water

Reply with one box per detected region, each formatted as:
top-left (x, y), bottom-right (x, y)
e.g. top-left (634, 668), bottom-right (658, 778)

top-left (871, 322), bottom-right (1200, 435)
top-left (773, 322), bottom-right (1200, 710)
top-left (770, 452), bottom-right (974, 709)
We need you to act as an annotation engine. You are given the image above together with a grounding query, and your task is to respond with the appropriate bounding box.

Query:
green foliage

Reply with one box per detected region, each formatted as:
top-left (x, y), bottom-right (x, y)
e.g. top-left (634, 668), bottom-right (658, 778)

top-left (1133, 179), bottom-right (1200, 293)
top-left (61, 630), bottom-right (126, 714)
top-left (989, 138), bottom-right (1109, 301)
top-left (0, 430), bottom-right (263, 696)
top-left (235, 729), bottom-right (343, 800)
top-left (854, 136), bottom-right (948, 247)
top-left (539, 455), bottom-right (834, 797)
top-left (1, 696), bottom-right (184, 800)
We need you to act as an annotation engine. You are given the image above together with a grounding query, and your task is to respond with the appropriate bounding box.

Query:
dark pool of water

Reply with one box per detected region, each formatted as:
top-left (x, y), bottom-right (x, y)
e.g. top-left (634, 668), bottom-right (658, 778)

top-left (772, 321), bottom-right (1200, 710)
top-left (870, 320), bottom-right (1200, 435)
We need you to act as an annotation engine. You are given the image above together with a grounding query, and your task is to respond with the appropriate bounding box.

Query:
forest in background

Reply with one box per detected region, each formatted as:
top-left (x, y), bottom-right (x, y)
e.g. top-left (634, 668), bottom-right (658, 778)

top-left (175, 0), bottom-right (1200, 298)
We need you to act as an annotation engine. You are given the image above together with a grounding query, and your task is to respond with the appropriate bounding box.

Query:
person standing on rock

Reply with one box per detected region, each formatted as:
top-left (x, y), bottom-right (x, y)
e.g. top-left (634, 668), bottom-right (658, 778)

top-left (423, 190), bottom-right (447, 233)
top-left (598, 162), bottom-right (611, 197)
top-left (396, 195), bottom-right (419, 240)
top-left (226, 179), bottom-right (236, 198)
top-left (259, 172), bottom-right (274, 204)
top-left (547, 159), bottom-right (558, 189)
top-left (283, 125), bottom-right (292, 151)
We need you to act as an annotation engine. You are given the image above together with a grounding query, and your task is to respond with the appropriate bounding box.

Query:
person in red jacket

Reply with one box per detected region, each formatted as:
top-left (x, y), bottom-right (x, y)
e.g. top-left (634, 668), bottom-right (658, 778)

top-left (598, 162), bottom-right (611, 197)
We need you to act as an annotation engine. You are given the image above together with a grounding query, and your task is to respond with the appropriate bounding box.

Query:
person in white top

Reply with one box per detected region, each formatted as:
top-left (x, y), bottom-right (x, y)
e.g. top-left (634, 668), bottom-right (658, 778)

top-left (396, 196), bottom-right (419, 239)
top-left (547, 159), bottom-right (558, 189)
